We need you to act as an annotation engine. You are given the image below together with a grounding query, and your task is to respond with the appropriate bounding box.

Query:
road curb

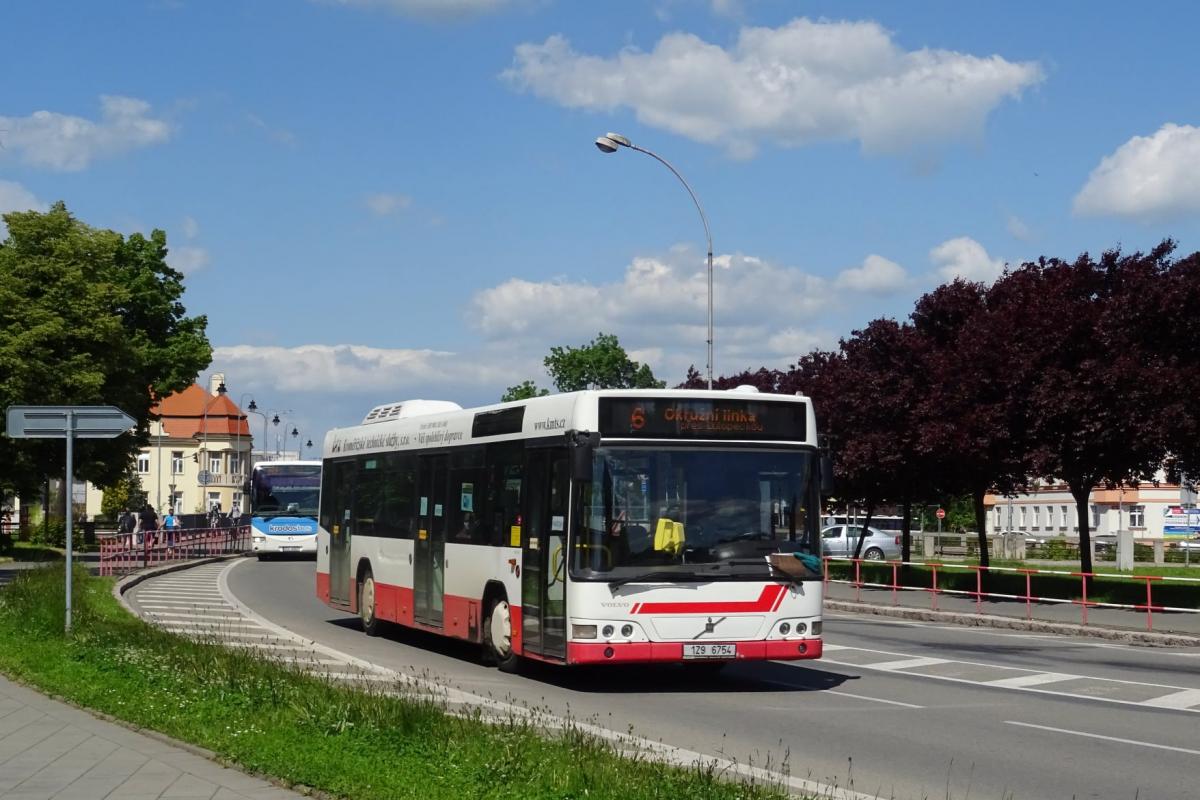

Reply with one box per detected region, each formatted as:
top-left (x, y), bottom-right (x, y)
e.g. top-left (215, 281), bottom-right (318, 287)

top-left (824, 599), bottom-right (1200, 646)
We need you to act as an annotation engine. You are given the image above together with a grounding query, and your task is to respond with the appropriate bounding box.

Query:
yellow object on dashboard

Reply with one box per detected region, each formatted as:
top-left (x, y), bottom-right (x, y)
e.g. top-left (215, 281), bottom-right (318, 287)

top-left (654, 518), bottom-right (684, 554)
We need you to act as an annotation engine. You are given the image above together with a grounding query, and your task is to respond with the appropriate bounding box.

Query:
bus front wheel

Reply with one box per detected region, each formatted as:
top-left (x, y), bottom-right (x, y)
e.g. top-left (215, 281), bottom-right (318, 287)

top-left (482, 598), bottom-right (519, 673)
top-left (359, 571), bottom-right (381, 637)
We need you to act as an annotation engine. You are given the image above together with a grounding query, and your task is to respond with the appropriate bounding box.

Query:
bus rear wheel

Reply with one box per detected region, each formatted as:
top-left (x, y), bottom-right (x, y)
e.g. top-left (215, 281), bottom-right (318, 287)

top-left (482, 597), bottom-right (519, 673)
top-left (359, 571), bottom-right (381, 637)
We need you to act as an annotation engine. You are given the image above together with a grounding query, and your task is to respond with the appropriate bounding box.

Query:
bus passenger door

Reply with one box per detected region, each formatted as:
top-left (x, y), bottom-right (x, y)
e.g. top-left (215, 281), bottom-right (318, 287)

top-left (329, 460), bottom-right (353, 606)
top-left (415, 454), bottom-right (448, 626)
top-left (521, 448), bottom-right (568, 660)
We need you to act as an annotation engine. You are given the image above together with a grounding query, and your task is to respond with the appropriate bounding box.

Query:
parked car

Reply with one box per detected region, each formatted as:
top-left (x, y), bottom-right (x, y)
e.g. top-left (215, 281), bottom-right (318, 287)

top-left (1168, 536), bottom-right (1200, 552)
top-left (820, 525), bottom-right (902, 561)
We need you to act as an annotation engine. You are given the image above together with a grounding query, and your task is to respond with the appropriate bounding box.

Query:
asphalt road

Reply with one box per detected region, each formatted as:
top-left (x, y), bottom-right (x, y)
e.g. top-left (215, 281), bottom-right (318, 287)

top-left (226, 557), bottom-right (1200, 800)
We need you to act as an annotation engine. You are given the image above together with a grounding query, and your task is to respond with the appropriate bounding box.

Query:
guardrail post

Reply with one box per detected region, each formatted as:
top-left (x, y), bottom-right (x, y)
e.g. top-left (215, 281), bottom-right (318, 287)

top-left (854, 558), bottom-right (862, 603)
top-left (1080, 573), bottom-right (1089, 626)
top-left (891, 561), bottom-right (899, 606)
top-left (1024, 570), bottom-right (1032, 621)
top-left (822, 556), bottom-right (829, 585)
top-left (975, 566), bottom-right (983, 614)
top-left (931, 564), bottom-right (939, 611)
top-left (1145, 577), bottom-right (1154, 631)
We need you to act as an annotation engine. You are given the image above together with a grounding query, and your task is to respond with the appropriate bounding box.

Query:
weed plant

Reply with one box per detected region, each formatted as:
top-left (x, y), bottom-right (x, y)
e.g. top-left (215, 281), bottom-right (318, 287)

top-left (0, 565), bottom-right (794, 800)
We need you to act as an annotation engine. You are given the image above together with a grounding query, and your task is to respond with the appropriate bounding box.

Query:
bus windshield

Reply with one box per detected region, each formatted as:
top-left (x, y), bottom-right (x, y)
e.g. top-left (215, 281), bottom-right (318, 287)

top-left (251, 464), bottom-right (321, 518)
top-left (571, 447), bottom-right (820, 580)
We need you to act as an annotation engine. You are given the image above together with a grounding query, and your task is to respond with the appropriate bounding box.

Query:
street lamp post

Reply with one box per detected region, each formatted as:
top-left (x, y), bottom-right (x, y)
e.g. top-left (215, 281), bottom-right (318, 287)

top-left (200, 381), bottom-right (228, 511)
top-left (244, 399), bottom-right (265, 475)
top-left (595, 132), bottom-right (715, 389)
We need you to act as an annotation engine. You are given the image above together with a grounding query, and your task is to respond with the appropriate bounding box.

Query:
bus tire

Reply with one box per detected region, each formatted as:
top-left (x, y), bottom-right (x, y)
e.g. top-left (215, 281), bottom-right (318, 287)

top-left (359, 570), bottom-right (382, 637)
top-left (482, 597), bottom-right (519, 673)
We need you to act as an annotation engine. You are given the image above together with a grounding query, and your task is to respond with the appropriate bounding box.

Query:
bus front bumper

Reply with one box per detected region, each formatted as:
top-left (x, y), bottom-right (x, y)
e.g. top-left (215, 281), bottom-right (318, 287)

top-left (566, 638), bottom-right (822, 665)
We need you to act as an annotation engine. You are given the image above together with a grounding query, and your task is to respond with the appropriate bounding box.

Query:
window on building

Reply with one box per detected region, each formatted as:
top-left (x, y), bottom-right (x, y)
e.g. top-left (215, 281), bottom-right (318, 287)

top-left (209, 455), bottom-right (222, 475)
top-left (232, 491), bottom-right (242, 513)
top-left (1091, 504), bottom-right (1101, 529)
top-left (172, 451), bottom-right (184, 474)
top-left (1032, 506), bottom-right (1040, 530)
top-left (207, 492), bottom-right (221, 512)
top-left (1061, 506), bottom-right (1069, 529)
top-left (995, 507), bottom-right (1002, 530)
top-left (171, 492), bottom-right (184, 515)
top-left (1019, 506), bottom-right (1027, 529)
top-left (1129, 505), bottom-right (1145, 528)
top-left (137, 454), bottom-right (150, 474)
top-left (229, 453), bottom-right (241, 475)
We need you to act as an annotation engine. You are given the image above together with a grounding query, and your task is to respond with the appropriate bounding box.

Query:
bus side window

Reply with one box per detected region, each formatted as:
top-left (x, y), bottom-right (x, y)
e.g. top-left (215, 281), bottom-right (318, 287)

top-left (487, 442), bottom-right (523, 548)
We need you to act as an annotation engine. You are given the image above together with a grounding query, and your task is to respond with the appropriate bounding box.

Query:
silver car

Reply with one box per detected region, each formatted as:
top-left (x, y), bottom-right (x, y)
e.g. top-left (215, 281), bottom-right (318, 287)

top-left (821, 525), bottom-right (902, 561)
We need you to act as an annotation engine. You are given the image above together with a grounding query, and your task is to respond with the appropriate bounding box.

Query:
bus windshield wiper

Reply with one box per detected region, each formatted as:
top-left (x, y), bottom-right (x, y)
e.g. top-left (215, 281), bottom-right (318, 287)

top-left (608, 570), bottom-right (706, 589)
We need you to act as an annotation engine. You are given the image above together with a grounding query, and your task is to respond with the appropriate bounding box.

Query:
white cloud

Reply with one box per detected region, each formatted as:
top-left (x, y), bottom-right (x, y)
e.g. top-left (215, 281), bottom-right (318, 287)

top-left (0, 95), bottom-right (172, 171)
top-left (181, 216), bottom-right (199, 239)
top-left (322, 0), bottom-right (516, 18)
top-left (364, 192), bottom-right (413, 216)
top-left (166, 245), bottom-right (209, 275)
top-left (930, 237), bottom-right (1005, 283)
top-left (0, 180), bottom-right (47, 238)
top-left (835, 254), bottom-right (908, 293)
top-left (1005, 213), bottom-right (1032, 241)
top-left (214, 343), bottom-right (516, 394)
top-left (1073, 123), bottom-right (1200, 220)
top-left (503, 18), bottom-right (1042, 157)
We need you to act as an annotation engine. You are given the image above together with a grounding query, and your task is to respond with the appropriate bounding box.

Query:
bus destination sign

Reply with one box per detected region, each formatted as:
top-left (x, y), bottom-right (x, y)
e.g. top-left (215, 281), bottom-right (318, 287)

top-left (598, 398), bottom-right (808, 441)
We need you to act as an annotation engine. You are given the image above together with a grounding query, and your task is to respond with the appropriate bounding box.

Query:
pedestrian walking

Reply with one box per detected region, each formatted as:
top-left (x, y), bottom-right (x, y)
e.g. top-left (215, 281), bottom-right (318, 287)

top-left (118, 508), bottom-right (137, 547)
top-left (163, 507), bottom-right (179, 551)
top-left (139, 503), bottom-right (159, 548)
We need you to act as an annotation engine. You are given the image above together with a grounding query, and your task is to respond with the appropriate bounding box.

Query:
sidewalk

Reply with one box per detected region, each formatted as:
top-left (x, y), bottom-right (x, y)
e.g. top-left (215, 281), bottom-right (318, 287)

top-left (824, 580), bottom-right (1200, 641)
top-left (0, 675), bottom-right (304, 800)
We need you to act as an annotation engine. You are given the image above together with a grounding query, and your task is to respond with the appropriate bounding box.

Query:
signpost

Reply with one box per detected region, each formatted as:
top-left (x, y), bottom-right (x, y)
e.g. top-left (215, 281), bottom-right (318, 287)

top-left (936, 507), bottom-right (945, 534)
top-left (5, 405), bottom-right (135, 632)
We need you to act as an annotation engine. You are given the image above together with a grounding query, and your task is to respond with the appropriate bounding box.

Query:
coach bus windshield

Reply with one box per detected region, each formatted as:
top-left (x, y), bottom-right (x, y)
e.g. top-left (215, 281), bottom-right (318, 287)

top-left (571, 447), bottom-right (819, 581)
top-left (251, 464), bottom-right (321, 518)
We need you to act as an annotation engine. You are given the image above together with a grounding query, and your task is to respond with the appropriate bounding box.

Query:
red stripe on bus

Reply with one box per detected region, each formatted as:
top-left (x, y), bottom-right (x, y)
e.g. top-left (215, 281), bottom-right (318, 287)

top-left (631, 584), bottom-right (786, 615)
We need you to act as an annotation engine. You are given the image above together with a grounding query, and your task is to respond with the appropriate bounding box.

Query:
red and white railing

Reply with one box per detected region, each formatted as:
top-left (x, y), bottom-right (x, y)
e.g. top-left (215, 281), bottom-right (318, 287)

top-left (823, 557), bottom-right (1200, 632)
top-left (98, 525), bottom-right (250, 576)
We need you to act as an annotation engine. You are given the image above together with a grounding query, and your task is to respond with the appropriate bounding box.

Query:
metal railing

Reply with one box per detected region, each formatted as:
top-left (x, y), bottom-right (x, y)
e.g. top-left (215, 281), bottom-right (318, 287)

top-left (824, 556), bottom-right (1200, 632)
top-left (98, 525), bottom-right (250, 576)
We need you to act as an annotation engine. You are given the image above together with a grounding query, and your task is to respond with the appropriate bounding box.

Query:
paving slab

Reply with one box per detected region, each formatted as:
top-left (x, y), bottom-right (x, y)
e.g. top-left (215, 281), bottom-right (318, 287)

top-left (0, 676), bottom-right (306, 800)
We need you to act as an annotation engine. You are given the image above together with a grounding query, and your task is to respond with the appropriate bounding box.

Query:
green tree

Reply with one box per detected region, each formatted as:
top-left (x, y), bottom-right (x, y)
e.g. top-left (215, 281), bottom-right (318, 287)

top-left (0, 203), bottom-right (212, 499)
top-left (100, 467), bottom-right (148, 519)
top-left (543, 333), bottom-right (666, 392)
top-left (500, 380), bottom-right (550, 402)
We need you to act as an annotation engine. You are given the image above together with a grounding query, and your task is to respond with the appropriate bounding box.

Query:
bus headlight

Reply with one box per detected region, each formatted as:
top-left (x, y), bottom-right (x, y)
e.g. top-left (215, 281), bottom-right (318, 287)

top-left (793, 622), bottom-right (808, 635)
top-left (572, 624), bottom-right (598, 640)
top-left (779, 622), bottom-right (791, 636)
top-left (621, 624), bottom-right (634, 638)
top-left (601, 624), bottom-right (615, 639)
top-left (812, 620), bottom-right (822, 635)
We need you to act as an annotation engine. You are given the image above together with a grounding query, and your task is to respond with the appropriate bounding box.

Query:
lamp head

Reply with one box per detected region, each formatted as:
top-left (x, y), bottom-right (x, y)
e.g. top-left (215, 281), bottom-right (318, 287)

top-left (217, 382), bottom-right (227, 395)
top-left (272, 414), bottom-right (280, 425)
top-left (306, 439), bottom-right (313, 448)
top-left (594, 136), bottom-right (619, 154)
top-left (247, 399), bottom-right (257, 411)
top-left (291, 427), bottom-right (299, 437)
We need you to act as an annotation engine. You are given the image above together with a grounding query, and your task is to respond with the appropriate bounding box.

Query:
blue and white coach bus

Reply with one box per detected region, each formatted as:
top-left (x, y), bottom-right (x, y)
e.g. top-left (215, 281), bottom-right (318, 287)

top-left (249, 460), bottom-right (322, 558)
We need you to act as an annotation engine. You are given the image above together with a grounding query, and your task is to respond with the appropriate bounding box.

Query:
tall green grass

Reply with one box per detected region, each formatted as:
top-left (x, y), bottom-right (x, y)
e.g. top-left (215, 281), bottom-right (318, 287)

top-left (0, 565), bottom-right (795, 800)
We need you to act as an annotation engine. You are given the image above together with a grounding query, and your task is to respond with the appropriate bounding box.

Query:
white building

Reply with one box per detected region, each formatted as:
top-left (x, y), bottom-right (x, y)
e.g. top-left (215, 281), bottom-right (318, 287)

top-left (985, 479), bottom-right (1199, 540)
top-left (84, 373), bottom-right (253, 517)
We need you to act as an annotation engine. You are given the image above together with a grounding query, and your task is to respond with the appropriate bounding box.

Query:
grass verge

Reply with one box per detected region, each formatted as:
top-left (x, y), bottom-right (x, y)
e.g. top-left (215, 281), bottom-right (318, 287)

top-left (0, 565), bottom-right (795, 800)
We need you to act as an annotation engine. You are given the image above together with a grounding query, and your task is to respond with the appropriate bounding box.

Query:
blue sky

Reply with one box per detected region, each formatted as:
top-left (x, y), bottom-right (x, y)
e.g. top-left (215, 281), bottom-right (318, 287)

top-left (3, 0), bottom-right (1198, 451)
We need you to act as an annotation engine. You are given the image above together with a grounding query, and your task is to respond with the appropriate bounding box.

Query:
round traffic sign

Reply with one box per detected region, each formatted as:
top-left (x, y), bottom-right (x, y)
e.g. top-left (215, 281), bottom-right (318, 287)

top-left (197, 470), bottom-right (213, 485)
top-left (936, 508), bottom-right (946, 520)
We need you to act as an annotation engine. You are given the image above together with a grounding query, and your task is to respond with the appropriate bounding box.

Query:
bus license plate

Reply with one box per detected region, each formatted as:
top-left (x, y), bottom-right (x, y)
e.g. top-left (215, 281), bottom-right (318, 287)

top-left (281, 546), bottom-right (301, 552)
top-left (683, 643), bottom-right (736, 660)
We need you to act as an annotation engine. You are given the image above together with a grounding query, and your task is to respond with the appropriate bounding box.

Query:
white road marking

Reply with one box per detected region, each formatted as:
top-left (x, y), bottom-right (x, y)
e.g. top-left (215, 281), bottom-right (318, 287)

top-left (1141, 688), bottom-right (1200, 710)
top-left (827, 690), bottom-right (924, 708)
top-left (984, 672), bottom-right (1074, 688)
top-left (1005, 721), bottom-right (1200, 756)
top-left (863, 656), bottom-right (948, 671)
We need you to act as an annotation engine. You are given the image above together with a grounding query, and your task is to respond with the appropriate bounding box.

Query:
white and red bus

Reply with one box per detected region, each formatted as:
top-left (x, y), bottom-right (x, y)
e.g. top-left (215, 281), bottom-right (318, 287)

top-left (316, 389), bottom-right (826, 670)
